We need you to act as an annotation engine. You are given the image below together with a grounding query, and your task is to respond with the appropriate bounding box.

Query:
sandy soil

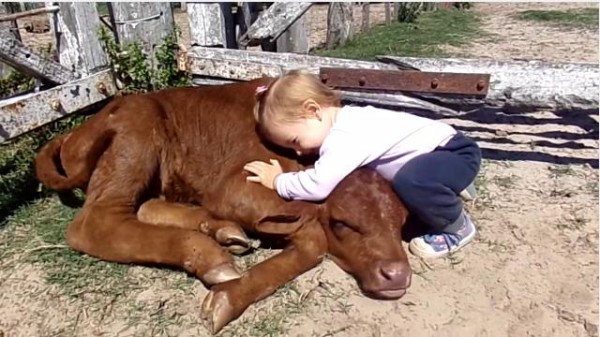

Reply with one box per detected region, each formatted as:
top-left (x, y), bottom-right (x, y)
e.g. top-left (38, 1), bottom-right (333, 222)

top-left (1, 3), bottom-right (598, 337)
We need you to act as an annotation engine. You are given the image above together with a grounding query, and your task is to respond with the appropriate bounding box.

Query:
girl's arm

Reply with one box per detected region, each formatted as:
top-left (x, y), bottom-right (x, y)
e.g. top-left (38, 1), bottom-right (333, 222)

top-left (275, 134), bottom-right (378, 201)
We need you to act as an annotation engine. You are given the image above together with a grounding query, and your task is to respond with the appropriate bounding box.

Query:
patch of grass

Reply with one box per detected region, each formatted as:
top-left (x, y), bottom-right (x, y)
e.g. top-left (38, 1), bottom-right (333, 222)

top-left (314, 8), bottom-right (483, 60)
top-left (121, 296), bottom-right (198, 337)
top-left (548, 164), bottom-right (576, 179)
top-left (470, 160), bottom-right (495, 211)
top-left (477, 238), bottom-right (516, 253)
top-left (491, 174), bottom-right (519, 190)
top-left (96, 2), bottom-right (109, 16)
top-left (1, 197), bottom-right (130, 297)
top-left (585, 179), bottom-right (599, 197)
top-left (0, 114), bottom-right (89, 221)
top-left (515, 8), bottom-right (599, 31)
top-left (220, 279), bottom-right (310, 337)
top-left (557, 210), bottom-right (589, 231)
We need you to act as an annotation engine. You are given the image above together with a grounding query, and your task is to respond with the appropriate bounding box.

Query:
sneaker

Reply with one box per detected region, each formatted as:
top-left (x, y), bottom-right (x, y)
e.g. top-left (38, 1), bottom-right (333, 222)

top-left (409, 211), bottom-right (477, 259)
top-left (460, 181), bottom-right (477, 201)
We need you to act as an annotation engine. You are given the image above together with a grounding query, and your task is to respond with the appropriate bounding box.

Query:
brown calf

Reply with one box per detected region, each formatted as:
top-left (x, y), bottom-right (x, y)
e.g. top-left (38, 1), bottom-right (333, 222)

top-left (35, 79), bottom-right (412, 333)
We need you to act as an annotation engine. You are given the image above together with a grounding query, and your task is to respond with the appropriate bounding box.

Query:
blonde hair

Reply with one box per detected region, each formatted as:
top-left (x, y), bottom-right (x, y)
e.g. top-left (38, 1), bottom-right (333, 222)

top-left (254, 69), bottom-right (342, 131)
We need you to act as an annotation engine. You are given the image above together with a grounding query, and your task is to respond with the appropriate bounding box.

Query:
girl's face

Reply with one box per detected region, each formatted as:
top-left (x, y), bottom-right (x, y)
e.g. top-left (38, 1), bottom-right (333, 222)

top-left (265, 100), bottom-right (332, 156)
top-left (267, 116), bottom-right (330, 156)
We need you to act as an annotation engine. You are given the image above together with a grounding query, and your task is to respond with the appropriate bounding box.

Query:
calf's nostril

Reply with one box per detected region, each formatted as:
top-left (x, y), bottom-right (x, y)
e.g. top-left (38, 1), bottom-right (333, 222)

top-left (379, 261), bottom-right (412, 285)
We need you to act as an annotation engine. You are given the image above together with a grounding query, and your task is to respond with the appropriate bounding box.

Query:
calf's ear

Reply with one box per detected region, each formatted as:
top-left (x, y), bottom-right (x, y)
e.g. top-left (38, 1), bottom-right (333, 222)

top-left (254, 202), bottom-right (318, 235)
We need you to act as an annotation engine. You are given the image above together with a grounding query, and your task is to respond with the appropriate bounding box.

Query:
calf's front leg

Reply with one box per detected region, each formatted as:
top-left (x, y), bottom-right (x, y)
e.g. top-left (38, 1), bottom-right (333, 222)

top-left (200, 218), bottom-right (327, 333)
top-left (137, 198), bottom-right (256, 254)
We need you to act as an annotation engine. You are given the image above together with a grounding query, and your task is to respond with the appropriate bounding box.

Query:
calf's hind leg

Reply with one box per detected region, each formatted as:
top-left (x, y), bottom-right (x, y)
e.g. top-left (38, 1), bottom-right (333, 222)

top-left (137, 198), bottom-right (257, 254)
top-left (68, 205), bottom-right (241, 285)
top-left (65, 118), bottom-right (241, 286)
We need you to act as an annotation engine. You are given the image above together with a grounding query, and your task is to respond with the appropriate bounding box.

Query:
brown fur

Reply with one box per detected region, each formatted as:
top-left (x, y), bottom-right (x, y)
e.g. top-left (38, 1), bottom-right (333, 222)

top-left (35, 79), bottom-right (411, 333)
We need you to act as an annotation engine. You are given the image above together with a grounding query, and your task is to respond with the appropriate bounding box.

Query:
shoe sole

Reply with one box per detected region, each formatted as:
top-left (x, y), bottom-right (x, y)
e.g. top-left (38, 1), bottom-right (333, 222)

top-left (460, 183), bottom-right (477, 201)
top-left (408, 227), bottom-right (477, 259)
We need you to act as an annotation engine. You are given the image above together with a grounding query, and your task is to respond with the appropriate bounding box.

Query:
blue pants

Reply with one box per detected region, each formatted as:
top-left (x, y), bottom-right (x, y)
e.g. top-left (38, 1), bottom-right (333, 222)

top-left (391, 132), bottom-right (481, 233)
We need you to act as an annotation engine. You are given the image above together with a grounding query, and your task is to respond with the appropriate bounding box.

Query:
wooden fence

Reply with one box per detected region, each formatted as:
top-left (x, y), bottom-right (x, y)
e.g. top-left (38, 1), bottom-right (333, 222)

top-left (0, 2), bottom-right (597, 147)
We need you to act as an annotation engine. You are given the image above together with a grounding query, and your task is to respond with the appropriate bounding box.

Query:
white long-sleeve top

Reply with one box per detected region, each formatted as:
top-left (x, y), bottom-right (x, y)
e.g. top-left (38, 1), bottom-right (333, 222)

top-left (274, 105), bottom-right (457, 201)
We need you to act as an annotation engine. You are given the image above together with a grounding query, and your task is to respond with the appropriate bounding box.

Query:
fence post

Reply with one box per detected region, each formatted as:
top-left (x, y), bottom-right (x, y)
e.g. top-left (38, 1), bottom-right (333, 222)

top-left (384, 3), bottom-right (391, 25)
top-left (52, 2), bottom-right (109, 76)
top-left (325, 2), bottom-right (353, 50)
top-left (187, 2), bottom-right (226, 47)
top-left (109, 2), bottom-right (175, 62)
top-left (361, 3), bottom-right (370, 31)
top-left (275, 15), bottom-right (308, 53)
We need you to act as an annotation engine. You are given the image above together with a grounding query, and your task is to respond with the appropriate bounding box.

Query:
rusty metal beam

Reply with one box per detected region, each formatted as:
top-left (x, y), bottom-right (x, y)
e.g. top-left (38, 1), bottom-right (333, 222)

top-left (319, 67), bottom-right (490, 96)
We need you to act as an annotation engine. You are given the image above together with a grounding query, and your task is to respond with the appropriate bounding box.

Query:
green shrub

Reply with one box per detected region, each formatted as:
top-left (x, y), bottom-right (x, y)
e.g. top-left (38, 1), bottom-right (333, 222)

top-left (98, 26), bottom-right (191, 94)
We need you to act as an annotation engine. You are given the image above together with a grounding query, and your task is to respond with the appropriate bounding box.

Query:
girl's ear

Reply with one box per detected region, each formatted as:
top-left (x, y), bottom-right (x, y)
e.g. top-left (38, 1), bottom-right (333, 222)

top-left (302, 99), bottom-right (322, 120)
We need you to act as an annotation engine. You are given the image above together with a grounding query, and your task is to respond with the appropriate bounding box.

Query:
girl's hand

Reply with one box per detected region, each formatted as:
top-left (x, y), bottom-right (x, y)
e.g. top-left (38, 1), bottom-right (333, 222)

top-left (244, 159), bottom-right (283, 190)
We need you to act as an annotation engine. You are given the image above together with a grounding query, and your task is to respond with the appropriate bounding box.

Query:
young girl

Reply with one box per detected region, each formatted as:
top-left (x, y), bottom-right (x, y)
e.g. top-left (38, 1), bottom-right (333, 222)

top-left (244, 69), bottom-right (481, 259)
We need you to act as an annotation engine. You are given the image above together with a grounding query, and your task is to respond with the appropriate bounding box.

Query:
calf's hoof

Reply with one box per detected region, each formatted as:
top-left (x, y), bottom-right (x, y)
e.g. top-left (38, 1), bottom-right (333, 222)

top-left (202, 263), bottom-right (241, 286)
top-left (201, 287), bottom-right (236, 334)
top-left (201, 279), bottom-right (247, 334)
top-left (215, 226), bottom-right (260, 255)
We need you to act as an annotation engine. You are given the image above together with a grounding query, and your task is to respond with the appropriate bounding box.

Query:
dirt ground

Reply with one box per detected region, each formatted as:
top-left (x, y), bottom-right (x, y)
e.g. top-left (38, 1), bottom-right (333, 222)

top-left (1, 3), bottom-right (598, 337)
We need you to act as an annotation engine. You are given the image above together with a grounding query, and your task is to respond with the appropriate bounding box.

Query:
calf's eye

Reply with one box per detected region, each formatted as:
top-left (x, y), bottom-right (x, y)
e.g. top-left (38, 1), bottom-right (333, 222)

top-left (330, 220), bottom-right (359, 235)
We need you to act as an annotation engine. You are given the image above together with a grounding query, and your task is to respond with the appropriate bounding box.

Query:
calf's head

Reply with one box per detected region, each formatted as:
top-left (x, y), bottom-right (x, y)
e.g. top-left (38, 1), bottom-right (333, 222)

top-left (322, 168), bottom-right (412, 299)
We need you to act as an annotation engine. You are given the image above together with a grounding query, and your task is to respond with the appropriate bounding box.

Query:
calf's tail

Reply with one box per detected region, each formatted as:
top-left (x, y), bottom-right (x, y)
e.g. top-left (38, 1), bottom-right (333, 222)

top-left (35, 102), bottom-right (119, 191)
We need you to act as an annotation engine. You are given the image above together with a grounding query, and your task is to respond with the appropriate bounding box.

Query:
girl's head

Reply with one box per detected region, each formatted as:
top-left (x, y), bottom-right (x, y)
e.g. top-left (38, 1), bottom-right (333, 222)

top-left (254, 69), bottom-right (342, 156)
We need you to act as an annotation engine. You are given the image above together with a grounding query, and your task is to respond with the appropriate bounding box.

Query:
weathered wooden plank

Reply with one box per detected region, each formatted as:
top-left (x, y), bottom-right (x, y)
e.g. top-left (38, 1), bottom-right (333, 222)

top-left (187, 58), bottom-right (283, 80)
top-left (0, 5), bottom-right (58, 22)
top-left (184, 47), bottom-right (465, 114)
top-left (192, 76), bottom-right (235, 87)
top-left (191, 76), bottom-right (459, 116)
top-left (109, 2), bottom-right (175, 59)
top-left (341, 90), bottom-right (460, 116)
top-left (326, 2), bottom-right (353, 50)
top-left (54, 2), bottom-right (108, 76)
top-left (185, 46), bottom-right (399, 74)
top-left (238, 2), bottom-right (312, 47)
top-left (187, 2), bottom-right (226, 47)
top-left (0, 32), bottom-right (79, 84)
top-left (276, 15), bottom-right (308, 53)
top-left (0, 3), bottom-right (20, 78)
top-left (378, 56), bottom-right (600, 111)
top-left (0, 69), bottom-right (116, 142)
